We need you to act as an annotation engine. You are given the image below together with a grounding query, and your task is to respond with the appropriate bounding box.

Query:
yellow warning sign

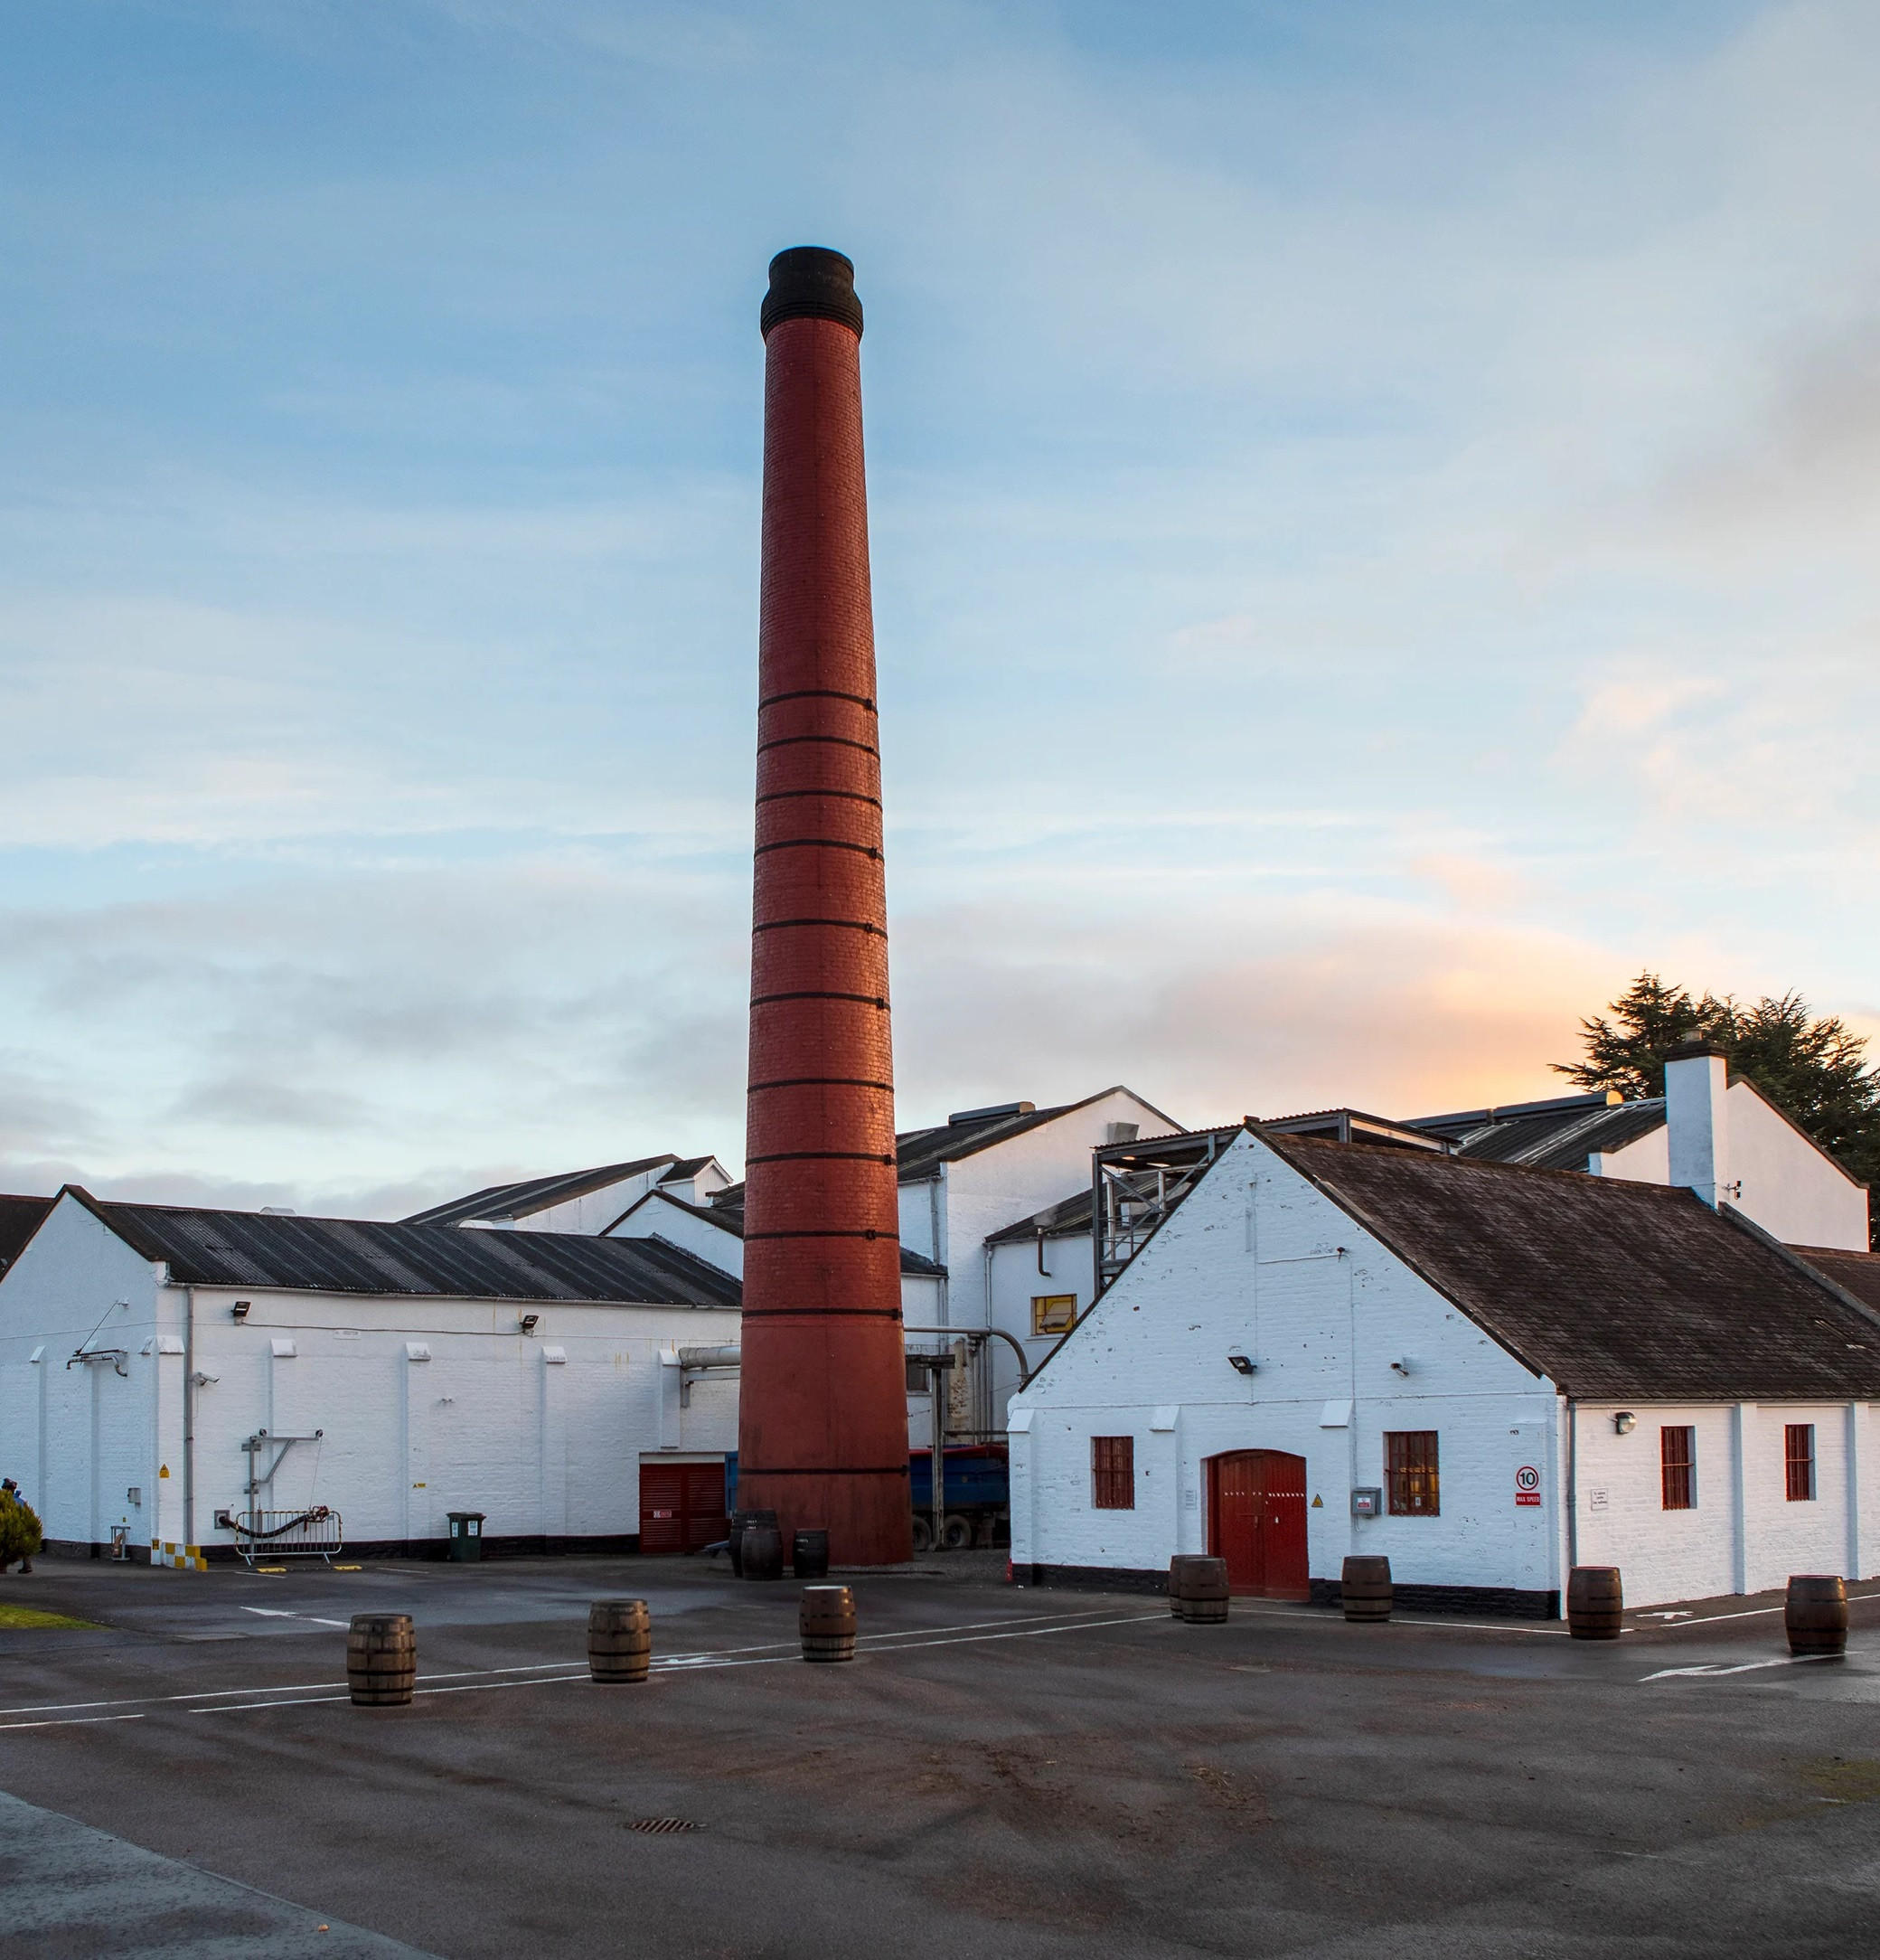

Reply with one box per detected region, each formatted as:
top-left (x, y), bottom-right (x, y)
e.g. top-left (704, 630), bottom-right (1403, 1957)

top-left (158, 1464), bottom-right (171, 1478)
top-left (1311, 1494), bottom-right (1323, 1508)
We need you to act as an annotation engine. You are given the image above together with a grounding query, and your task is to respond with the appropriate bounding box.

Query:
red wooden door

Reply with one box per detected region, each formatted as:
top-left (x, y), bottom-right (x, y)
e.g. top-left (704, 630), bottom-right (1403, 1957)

top-left (1208, 1450), bottom-right (1309, 1600)
top-left (639, 1461), bottom-right (728, 1554)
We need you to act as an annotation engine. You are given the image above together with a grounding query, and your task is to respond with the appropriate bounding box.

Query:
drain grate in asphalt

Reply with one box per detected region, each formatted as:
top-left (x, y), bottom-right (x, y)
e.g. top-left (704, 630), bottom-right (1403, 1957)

top-left (627, 1818), bottom-right (699, 1834)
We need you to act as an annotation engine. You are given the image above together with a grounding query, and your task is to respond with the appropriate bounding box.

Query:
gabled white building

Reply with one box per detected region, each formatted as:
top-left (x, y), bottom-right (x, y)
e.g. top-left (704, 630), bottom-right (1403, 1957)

top-left (1010, 1109), bottom-right (1880, 1615)
top-left (0, 1189), bottom-right (741, 1566)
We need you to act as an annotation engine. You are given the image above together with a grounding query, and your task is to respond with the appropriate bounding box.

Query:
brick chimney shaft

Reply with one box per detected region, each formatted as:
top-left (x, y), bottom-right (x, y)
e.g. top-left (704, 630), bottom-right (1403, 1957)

top-left (738, 248), bottom-right (913, 1566)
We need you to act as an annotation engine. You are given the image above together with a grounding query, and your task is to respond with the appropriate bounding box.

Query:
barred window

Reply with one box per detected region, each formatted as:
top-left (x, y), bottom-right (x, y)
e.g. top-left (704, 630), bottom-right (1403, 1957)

top-left (1032, 1294), bottom-right (1076, 1336)
top-left (1785, 1423), bottom-right (1816, 1503)
top-left (1385, 1431), bottom-right (1439, 1516)
top-left (1091, 1436), bottom-right (1135, 1510)
top-left (1661, 1426), bottom-right (1696, 1510)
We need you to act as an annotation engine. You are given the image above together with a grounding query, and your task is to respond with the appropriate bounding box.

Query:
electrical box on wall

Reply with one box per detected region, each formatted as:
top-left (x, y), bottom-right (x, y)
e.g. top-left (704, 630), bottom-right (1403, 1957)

top-left (1350, 1487), bottom-right (1382, 1518)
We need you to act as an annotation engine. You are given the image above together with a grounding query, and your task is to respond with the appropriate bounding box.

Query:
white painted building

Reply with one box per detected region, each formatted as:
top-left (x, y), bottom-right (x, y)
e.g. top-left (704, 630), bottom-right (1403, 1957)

top-left (1414, 1042), bottom-right (1868, 1251)
top-left (1010, 1103), bottom-right (1880, 1615)
top-left (0, 1189), bottom-right (740, 1566)
top-left (604, 1087), bottom-right (1179, 1444)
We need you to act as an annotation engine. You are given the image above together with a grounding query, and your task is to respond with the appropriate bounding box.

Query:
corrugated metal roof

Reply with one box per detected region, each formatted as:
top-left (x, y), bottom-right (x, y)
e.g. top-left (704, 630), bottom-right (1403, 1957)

top-left (0, 1194), bottom-right (53, 1274)
top-left (1437, 1099), bottom-right (1668, 1171)
top-left (895, 1085), bottom-right (1180, 1183)
top-left (986, 1191), bottom-right (1094, 1245)
top-left (74, 1191), bottom-right (740, 1305)
top-left (1263, 1135), bottom-right (1880, 1401)
top-left (400, 1154), bottom-right (680, 1228)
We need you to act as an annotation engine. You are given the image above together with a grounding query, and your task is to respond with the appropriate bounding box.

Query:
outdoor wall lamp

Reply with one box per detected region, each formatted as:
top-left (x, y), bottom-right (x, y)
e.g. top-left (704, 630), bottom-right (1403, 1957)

top-left (1390, 1358), bottom-right (1413, 1376)
top-left (520, 1314), bottom-right (540, 1335)
top-left (1227, 1352), bottom-right (1256, 1375)
top-left (1613, 1411), bottom-right (1637, 1435)
top-left (230, 1301), bottom-right (250, 1322)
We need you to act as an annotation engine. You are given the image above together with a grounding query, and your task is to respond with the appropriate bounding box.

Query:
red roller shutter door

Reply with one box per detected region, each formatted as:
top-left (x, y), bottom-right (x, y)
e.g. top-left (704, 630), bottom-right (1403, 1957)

top-left (639, 1462), bottom-right (728, 1553)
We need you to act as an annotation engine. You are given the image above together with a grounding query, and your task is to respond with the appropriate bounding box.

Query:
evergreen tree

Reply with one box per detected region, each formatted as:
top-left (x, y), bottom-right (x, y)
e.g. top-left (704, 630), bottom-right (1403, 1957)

top-left (1556, 972), bottom-right (1880, 1236)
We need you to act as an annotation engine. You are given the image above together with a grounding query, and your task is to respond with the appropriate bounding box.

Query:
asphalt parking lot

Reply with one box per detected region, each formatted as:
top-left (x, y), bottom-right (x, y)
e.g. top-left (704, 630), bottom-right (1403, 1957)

top-left (3, 1555), bottom-right (1878, 1958)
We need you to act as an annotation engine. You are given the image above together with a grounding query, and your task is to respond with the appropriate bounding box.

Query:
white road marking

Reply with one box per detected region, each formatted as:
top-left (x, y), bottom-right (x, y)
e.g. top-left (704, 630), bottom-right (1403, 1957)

top-left (1641, 1654), bottom-right (1840, 1682)
top-left (191, 1613), bottom-right (1175, 1711)
top-left (0, 1712), bottom-right (147, 1733)
top-left (240, 1607), bottom-right (350, 1628)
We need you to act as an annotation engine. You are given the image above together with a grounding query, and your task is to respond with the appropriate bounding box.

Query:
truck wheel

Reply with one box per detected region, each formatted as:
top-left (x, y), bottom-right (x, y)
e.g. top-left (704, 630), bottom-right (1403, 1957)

top-left (910, 1516), bottom-right (933, 1553)
top-left (941, 1513), bottom-right (974, 1551)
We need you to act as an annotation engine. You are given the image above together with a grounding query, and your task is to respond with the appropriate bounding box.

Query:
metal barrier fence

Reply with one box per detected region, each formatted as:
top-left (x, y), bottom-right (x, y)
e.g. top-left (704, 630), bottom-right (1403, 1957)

top-left (234, 1506), bottom-right (343, 1567)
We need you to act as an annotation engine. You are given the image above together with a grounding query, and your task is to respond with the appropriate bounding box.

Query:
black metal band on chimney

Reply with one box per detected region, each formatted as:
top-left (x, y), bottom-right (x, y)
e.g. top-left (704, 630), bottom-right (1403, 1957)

top-left (761, 246), bottom-right (864, 340)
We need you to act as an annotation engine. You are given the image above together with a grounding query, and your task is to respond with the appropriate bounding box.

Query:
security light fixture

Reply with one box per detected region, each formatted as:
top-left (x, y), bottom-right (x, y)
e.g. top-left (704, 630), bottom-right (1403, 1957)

top-left (1227, 1352), bottom-right (1256, 1375)
top-left (520, 1314), bottom-right (540, 1335)
top-left (1390, 1358), bottom-right (1413, 1376)
top-left (1613, 1410), bottom-right (1637, 1435)
top-left (231, 1301), bottom-right (250, 1322)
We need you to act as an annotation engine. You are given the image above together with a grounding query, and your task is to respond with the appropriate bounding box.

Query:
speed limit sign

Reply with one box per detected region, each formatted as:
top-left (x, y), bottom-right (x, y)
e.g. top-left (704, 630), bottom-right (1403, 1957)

top-left (1515, 1465), bottom-right (1541, 1506)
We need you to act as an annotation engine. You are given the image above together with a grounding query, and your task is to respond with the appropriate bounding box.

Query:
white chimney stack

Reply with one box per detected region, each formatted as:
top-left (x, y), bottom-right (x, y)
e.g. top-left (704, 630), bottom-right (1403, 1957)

top-left (1665, 1040), bottom-right (1731, 1208)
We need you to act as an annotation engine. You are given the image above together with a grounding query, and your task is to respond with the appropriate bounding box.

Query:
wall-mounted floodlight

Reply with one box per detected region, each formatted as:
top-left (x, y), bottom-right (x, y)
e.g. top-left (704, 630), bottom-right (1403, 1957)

top-left (520, 1314), bottom-right (540, 1335)
top-left (1227, 1352), bottom-right (1257, 1375)
top-left (1390, 1358), bottom-right (1412, 1376)
top-left (231, 1301), bottom-right (250, 1322)
top-left (1613, 1410), bottom-right (1637, 1435)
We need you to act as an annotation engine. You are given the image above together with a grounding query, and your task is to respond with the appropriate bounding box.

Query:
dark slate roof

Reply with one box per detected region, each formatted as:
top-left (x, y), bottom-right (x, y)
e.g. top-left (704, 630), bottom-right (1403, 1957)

top-left (986, 1190), bottom-right (1094, 1245)
top-left (400, 1155), bottom-right (679, 1228)
top-left (894, 1086), bottom-right (1178, 1183)
top-left (1260, 1135), bottom-right (1880, 1401)
top-left (0, 1195), bottom-right (53, 1275)
top-left (70, 1189), bottom-right (740, 1306)
top-left (659, 1156), bottom-right (717, 1183)
top-left (1791, 1248), bottom-right (1880, 1315)
top-left (1412, 1096), bottom-right (1668, 1172)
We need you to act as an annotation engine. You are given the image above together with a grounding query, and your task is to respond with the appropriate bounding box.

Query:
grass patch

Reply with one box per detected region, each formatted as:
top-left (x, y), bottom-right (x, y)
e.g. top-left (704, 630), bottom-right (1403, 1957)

top-left (0, 1604), bottom-right (99, 1631)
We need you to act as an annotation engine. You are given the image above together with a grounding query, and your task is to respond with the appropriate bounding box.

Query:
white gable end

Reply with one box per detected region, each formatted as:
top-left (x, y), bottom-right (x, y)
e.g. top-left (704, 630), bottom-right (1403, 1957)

top-left (1010, 1130), bottom-right (1560, 1596)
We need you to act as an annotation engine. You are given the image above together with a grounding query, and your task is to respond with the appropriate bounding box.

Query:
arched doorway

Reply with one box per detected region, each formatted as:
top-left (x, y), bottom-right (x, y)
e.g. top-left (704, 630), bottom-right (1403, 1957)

top-left (1208, 1450), bottom-right (1310, 1600)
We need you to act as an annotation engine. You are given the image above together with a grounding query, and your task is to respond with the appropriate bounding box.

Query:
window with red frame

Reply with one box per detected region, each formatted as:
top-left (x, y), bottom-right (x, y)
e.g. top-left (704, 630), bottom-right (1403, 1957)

top-left (1385, 1430), bottom-right (1440, 1516)
top-left (1785, 1423), bottom-right (1816, 1503)
top-left (1661, 1426), bottom-right (1696, 1510)
top-left (1091, 1436), bottom-right (1134, 1510)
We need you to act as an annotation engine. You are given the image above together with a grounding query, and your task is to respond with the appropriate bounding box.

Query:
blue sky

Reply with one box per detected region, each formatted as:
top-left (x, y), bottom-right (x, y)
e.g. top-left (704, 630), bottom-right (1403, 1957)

top-left (2, 1), bottom-right (1875, 1214)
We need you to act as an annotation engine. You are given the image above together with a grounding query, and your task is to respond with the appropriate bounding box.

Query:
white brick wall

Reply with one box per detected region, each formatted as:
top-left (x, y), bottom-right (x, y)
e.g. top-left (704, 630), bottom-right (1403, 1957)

top-left (1010, 1130), bottom-right (1880, 1608)
top-left (1010, 1131), bottom-right (1565, 1597)
top-left (0, 1193), bottom-right (740, 1557)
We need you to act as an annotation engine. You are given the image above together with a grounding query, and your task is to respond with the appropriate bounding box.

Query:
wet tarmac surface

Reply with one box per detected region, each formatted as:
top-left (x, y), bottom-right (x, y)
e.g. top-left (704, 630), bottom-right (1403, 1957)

top-left (3, 1554), bottom-right (1878, 1956)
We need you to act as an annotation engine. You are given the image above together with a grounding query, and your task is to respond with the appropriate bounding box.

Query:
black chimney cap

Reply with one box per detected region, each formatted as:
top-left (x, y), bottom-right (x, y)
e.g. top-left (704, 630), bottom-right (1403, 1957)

top-left (761, 247), bottom-right (863, 340)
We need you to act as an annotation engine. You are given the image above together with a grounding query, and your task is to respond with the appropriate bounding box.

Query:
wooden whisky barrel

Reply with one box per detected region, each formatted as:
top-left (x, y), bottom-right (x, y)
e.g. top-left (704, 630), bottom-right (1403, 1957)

top-left (800, 1584), bottom-right (857, 1663)
top-left (1168, 1554), bottom-right (1203, 1616)
top-left (1173, 1556), bottom-right (1230, 1624)
top-left (728, 1507), bottom-right (776, 1578)
top-left (588, 1598), bottom-right (653, 1683)
top-left (1786, 1575), bottom-right (1847, 1657)
top-left (1341, 1555), bottom-right (1392, 1623)
top-left (1566, 1566), bottom-right (1623, 1640)
top-left (741, 1520), bottom-right (785, 1582)
top-left (792, 1529), bottom-right (831, 1580)
top-left (346, 1612), bottom-right (416, 1706)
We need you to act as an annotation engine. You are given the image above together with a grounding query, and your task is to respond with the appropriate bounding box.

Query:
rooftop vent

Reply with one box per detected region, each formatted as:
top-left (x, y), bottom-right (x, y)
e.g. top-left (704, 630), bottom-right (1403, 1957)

top-left (947, 1102), bottom-right (1035, 1126)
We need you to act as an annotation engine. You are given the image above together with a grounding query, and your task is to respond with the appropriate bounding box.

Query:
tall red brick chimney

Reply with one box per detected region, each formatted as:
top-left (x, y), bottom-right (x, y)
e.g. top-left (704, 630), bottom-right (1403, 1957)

top-left (738, 248), bottom-right (912, 1567)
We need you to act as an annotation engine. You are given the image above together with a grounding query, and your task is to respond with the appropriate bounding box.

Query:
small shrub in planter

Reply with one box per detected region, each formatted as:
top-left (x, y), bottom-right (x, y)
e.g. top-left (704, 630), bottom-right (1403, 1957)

top-left (0, 1492), bottom-right (45, 1572)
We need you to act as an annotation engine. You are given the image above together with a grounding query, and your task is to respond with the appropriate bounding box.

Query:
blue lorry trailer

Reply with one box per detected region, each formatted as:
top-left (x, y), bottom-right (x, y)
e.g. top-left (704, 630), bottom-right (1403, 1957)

top-left (723, 1446), bottom-right (1009, 1551)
